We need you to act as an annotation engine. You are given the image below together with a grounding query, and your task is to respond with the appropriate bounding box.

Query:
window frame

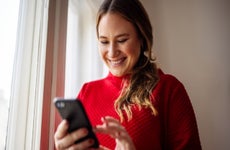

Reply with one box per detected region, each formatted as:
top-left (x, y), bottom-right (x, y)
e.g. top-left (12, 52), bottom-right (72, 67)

top-left (40, 0), bottom-right (68, 149)
top-left (6, 0), bottom-right (50, 149)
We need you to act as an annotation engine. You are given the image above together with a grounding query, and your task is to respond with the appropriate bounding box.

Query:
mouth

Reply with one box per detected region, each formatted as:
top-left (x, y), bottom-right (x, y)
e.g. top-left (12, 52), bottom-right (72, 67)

top-left (109, 57), bottom-right (126, 67)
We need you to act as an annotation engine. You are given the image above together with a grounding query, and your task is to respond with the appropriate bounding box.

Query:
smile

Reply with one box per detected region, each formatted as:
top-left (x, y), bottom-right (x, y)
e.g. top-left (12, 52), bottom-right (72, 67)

top-left (109, 57), bottom-right (126, 66)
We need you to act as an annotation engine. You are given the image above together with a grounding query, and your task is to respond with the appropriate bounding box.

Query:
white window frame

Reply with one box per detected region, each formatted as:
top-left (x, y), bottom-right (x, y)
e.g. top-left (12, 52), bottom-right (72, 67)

top-left (6, 0), bottom-right (49, 149)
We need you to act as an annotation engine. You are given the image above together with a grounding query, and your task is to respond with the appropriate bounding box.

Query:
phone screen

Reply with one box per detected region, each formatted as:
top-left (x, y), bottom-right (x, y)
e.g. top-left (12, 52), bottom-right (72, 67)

top-left (54, 98), bottom-right (99, 148)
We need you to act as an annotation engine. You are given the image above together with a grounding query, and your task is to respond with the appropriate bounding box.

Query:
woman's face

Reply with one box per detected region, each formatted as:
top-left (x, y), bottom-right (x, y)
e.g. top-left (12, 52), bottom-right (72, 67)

top-left (98, 13), bottom-right (141, 77)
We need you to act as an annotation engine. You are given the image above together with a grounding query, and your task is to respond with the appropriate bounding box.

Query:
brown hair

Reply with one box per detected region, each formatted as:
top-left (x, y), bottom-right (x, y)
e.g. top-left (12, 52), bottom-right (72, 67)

top-left (96, 0), bottom-right (159, 122)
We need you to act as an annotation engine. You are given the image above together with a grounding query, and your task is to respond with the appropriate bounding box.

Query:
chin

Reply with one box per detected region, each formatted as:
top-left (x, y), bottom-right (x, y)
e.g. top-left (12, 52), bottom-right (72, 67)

top-left (110, 71), bottom-right (124, 77)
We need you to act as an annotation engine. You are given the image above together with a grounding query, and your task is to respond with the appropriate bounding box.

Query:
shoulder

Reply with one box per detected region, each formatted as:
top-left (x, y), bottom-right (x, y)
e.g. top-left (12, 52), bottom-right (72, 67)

top-left (156, 70), bottom-right (201, 149)
top-left (157, 69), bottom-right (184, 89)
top-left (153, 69), bottom-right (189, 101)
top-left (81, 77), bottom-right (107, 91)
top-left (77, 77), bottom-right (106, 98)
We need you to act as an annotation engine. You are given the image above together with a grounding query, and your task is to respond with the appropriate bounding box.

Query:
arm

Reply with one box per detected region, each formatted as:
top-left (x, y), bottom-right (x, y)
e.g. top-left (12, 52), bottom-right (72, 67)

top-left (164, 81), bottom-right (202, 150)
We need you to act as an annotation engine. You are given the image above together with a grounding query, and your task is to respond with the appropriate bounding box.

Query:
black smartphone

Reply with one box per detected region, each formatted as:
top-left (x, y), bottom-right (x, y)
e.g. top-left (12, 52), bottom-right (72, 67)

top-left (54, 97), bottom-right (99, 148)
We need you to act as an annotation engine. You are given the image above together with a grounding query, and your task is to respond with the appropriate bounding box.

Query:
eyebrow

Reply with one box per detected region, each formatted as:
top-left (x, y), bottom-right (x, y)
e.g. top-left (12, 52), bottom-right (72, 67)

top-left (99, 33), bottom-right (129, 39)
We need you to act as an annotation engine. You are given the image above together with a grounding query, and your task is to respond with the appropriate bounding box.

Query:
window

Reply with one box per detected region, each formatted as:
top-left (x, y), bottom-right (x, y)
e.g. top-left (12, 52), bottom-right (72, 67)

top-left (40, 0), bottom-right (106, 149)
top-left (40, 1), bottom-right (106, 149)
top-left (5, 0), bottom-right (49, 149)
top-left (1, 0), bottom-right (106, 149)
top-left (65, 0), bottom-right (106, 98)
top-left (0, 1), bottom-right (20, 149)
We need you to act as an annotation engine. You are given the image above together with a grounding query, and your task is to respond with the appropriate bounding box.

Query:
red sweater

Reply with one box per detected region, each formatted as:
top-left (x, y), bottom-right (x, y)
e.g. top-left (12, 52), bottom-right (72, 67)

top-left (77, 70), bottom-right (202, 150)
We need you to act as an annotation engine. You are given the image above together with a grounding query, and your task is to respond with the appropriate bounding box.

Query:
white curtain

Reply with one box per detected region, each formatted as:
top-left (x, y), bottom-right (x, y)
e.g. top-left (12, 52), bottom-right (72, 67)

top-left (65, 0), bottom-right (107, 98)
top-left (6, 0), bottom-right (48, 149)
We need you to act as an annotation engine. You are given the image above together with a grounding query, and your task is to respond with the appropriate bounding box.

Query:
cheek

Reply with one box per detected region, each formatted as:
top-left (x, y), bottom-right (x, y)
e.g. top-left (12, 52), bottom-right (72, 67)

top-left (98, 46), bottom-right (106, 59)
top-left (132, 50), bottom-right (141, 64)
top-left (126, 44), bottom-right (141, 61)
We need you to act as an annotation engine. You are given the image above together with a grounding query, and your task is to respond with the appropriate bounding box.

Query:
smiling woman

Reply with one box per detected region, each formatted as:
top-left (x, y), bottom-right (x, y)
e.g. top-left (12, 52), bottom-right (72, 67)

top-left (54, 0), bottom-right (202, 149)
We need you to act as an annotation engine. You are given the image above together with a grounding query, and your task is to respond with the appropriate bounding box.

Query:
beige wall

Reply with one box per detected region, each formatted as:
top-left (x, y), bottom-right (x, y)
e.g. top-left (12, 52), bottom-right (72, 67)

top-left (141, 0), bottom-right (230, 149)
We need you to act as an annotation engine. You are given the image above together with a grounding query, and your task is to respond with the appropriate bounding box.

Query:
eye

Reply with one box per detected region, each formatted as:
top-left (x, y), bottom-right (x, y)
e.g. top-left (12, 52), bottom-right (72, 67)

top-left (117, 38), bottom-right (127, 43)
top-left (100, 40), bottom-right (109, 45)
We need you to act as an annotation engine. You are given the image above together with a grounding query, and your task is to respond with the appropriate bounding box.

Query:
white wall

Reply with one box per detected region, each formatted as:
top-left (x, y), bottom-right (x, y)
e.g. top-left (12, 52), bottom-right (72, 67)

top-left (141, 0), bottom-right (230, 149)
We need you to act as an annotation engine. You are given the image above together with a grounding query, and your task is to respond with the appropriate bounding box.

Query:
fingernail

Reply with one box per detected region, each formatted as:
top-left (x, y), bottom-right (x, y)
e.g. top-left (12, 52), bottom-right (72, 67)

top-left (89, 139), bottom-right (94, 144)
top-left (101, 117), bottom-right (105, 121)
top-left (81, 128), bottom-right (88, 135)
top-left (62, 120), bottom-right (68, 126)
top-left (92, 126), bottom-right (97, 131)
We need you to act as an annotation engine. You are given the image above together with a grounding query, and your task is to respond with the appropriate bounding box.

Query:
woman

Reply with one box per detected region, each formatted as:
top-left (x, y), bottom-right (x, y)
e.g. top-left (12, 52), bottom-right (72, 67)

top-left (54, 0), bottom-right (202, 149)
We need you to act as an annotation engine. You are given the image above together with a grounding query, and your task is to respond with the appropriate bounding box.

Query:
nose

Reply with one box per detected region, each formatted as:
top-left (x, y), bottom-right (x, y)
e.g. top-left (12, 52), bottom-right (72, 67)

top-left (107, 43), bottom-right (119, 57)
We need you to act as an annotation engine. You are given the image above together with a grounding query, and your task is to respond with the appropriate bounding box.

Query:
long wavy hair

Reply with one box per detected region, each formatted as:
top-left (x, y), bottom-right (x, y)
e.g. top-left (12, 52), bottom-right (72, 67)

top-left (96, 0), bottom-right (159, 122)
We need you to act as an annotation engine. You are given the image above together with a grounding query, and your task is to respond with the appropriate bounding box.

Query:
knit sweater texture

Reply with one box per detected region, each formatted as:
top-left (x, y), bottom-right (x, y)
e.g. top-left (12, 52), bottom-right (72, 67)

top-left (77, 70), bottom-right (202, 150)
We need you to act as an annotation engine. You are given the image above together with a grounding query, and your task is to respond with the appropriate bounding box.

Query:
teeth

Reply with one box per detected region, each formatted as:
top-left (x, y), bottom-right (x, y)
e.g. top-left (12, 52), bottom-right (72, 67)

top-left (110, 58), bottom-right (124, 66)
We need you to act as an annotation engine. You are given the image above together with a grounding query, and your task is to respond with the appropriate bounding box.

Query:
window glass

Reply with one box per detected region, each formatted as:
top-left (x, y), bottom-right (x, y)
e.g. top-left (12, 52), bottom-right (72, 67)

top-left (0, 0), bottom-right (20, 149)
top-left (65, 0), bottom-right (105, 98)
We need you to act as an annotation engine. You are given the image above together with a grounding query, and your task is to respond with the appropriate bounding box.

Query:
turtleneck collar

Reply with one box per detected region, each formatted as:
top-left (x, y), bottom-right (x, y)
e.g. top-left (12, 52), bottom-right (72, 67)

top-left (106, 72), bottom-right (130, 89)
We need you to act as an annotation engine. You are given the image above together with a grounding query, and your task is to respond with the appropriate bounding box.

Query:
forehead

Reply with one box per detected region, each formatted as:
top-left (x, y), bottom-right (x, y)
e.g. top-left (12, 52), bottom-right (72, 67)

top-left (98, 13), bottom-right (137, 36)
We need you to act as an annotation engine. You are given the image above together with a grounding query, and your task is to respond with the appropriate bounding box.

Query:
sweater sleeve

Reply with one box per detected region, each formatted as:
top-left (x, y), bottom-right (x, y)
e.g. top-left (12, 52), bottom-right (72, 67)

top-left (162, 75), bottom-right (202, 150)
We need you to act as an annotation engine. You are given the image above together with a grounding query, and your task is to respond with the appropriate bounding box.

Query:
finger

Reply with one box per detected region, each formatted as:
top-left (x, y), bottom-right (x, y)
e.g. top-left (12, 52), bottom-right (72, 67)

top-left (95, 123), bottom-right (125, 134)
top-left (102, 117), bottom-right (124, 130)
top-left (94, 116), bottom-right (120, 133)
top-left (89, 145), bottom-right (111, 150)
top-left (102, 116), bottom-right (120, 124)
top-left (94, 117), bottom-right (127, 139)
top-left (55, 128), bottom-right (89, 149)
top-left (68, 138), bottom-right (94, 150)
top-left (54, 120), bottom-right (69, 140)
top-left (98, 145), bottom-right (111, 150)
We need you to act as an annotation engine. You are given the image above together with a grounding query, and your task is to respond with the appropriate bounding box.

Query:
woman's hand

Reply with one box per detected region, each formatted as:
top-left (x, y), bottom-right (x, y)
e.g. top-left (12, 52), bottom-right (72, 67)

top-left (54, 120), bottom-right (95, 150)
top-left (94, 116), bottom-right (136, 150)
